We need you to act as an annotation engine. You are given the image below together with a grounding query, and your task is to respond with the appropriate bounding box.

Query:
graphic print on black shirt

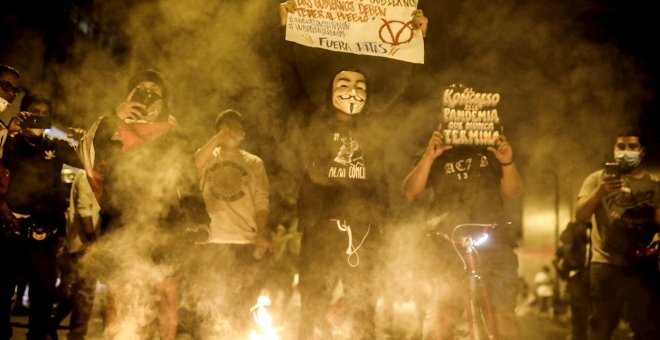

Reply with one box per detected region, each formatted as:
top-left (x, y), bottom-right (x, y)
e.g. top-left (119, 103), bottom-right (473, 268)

top-left (442, 152), bottom-right (490, 181)
top-left (204, 160), bottom-right (248, 202)
top-left (328, 131), bottom-right (366, 180)
top-left (428, 148), bottom-right (511, 243)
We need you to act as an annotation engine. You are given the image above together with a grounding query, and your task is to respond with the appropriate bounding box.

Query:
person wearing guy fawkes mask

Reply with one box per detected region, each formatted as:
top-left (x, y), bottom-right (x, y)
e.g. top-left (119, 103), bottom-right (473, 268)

top-left (0, 93), bottom-right (83, 340)
top-left (576, 129), bottom-right (660, 340)
top-left (295, 68), bottom-right (388, 340)
top-left (79, 69), bottom-right (209, 340)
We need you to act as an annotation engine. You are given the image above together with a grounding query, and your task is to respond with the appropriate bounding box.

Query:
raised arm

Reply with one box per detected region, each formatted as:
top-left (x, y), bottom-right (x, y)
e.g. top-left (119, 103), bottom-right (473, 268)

top-left (486, 136), bottom-right (523, 200)
top-left (193, 134), bottom-right (222, 172)
top-left (193, 129), bottom-right (236, 172)
top-left (575, 171), bottom-right (621, 221)
top-left (279, 0), bottom-right (296, 27)
top-left (403, 129), bottom-right (452, 202)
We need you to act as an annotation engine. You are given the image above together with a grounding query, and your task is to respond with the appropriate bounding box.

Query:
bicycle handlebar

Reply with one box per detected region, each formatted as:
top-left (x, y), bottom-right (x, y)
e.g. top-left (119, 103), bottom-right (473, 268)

top-left (450, 223), bottom-right (497, 246)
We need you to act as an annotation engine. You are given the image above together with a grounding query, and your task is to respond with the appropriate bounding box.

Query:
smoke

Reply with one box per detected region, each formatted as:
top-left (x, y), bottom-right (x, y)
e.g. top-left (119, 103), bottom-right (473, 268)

top-left (1, 0), bottom-right (655, 337)
top-left (82, 223), bottom-right (175, 338)
top-left (75, 0), bottom-right (652, 337)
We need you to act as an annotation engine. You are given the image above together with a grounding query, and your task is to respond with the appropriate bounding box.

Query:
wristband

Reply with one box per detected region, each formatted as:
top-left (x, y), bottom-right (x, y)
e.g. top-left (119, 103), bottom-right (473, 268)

top-left (500, 160), bottom-right (514, 166)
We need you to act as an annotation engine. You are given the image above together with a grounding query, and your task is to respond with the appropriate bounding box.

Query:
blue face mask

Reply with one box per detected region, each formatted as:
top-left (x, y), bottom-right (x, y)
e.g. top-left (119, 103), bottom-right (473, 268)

top-left (615, 150), bottom-right (642, 171)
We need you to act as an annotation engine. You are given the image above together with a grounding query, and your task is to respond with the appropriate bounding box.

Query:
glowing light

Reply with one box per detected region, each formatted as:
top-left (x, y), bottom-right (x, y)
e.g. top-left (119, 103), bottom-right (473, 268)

top-left (473, 233), bottom-right (489, 247)
top-left (248, 295), bottom-right (279, 340)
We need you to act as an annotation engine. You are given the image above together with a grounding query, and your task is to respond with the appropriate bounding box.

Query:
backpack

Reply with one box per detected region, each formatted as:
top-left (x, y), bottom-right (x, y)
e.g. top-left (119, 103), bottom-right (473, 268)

top-left (554, 221), bottom-right (591, 280)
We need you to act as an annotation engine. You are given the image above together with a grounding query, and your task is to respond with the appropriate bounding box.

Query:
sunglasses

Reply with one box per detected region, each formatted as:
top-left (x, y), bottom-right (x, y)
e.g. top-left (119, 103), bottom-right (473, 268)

top-left (0, 80), bottom-right (21, 97)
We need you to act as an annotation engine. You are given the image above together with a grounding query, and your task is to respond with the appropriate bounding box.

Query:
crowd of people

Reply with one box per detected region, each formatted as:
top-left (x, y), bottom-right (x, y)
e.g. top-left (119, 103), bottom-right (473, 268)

top-left (0, 5), bottom-right (659, 340)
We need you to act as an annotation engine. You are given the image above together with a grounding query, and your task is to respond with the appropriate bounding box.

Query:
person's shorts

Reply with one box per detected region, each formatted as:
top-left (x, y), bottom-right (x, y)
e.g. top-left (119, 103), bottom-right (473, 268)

top-left (479, 245), bottom-right (519, 311)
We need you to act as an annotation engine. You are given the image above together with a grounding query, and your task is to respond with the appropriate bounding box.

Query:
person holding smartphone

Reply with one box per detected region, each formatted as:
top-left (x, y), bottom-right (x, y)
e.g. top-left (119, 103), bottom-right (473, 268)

top-left (575, 129), bottom-right (660, 339)
top-left (0, 93), bottom-right (83, 340)
top-left (79, 69), bottom-right (209, 340)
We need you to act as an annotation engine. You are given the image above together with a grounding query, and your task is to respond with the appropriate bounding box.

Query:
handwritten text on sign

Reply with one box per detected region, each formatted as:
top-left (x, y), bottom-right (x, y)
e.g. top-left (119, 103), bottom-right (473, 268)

top-left (285, 0), bottom-right (425, 64)
top-left (442, 87), bottom-right (502, 146)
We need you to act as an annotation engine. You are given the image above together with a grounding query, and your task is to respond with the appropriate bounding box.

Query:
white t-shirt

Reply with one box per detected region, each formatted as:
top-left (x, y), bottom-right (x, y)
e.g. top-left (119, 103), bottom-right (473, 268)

top-left (200, 148), bottom-right (269, 244)
top-left (534, 271), bottom-right (553, 298)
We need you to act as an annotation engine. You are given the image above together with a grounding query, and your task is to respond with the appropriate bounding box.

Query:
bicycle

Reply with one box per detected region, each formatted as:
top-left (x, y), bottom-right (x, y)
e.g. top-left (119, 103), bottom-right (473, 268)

top-left (429, 222), bottom-right (499, 340)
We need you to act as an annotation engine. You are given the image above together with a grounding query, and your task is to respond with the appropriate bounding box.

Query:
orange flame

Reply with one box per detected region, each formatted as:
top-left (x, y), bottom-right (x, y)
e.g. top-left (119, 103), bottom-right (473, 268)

top-left (248, 295), bottom-right (279, 340)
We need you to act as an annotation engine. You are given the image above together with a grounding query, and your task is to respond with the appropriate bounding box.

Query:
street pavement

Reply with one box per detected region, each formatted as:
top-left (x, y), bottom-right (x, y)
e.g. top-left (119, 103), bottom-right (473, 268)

top-left (10, 290), bottom-right (634, 339)
top-left (12, 296), bottom-right (580, 340)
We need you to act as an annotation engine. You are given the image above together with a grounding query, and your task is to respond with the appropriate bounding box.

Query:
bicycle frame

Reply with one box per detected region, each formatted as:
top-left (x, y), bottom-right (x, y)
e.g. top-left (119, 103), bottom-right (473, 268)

top-left (451, 223), bottom-right (498, 340)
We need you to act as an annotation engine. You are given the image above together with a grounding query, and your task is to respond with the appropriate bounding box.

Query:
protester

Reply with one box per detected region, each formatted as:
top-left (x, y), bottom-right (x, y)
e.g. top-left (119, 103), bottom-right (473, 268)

top-left (50, 170), bottom-right (101, 340)
top-left (186, 108), bottom-right (271, 337)
top-left (0, 64), bottom-right (21, 134)
top-left (293, 67), bottom-right (388, 339)
top-left (554, 220), bottom-right (591, 340)
top-left (533, 265), bottom-right (554, 316)
top-left (0, 92), bottom-right (83, 340)
top-left (79, 69), bottom-right (209, 340)
top-left (0, 65), bottom-right (22, 323)
top-left (402, 84), bottom-right (524, 339)
top-left (575, 129), bottom-right (660, 340)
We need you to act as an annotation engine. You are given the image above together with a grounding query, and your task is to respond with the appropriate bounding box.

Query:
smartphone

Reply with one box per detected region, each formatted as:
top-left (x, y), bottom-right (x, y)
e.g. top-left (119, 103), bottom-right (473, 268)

top-left (605, 162), bottom-right (621, 180)
top-left (22, 114), bottom-right (52, 129)
top-left (130, 88), bottom-right (167, 121)
top-left (131, 88), bottom-right (160, 109)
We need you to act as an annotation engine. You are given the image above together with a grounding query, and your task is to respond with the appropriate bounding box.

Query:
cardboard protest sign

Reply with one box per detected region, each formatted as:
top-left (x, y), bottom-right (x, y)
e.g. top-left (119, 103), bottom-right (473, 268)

top-left (285, 0), bottom-right (425, 64)
top-left (441, 84), bottom-right (503, 146)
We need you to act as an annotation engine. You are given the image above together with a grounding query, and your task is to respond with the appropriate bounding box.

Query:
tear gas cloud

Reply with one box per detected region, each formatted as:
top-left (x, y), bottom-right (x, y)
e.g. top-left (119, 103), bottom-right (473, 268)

top-left (1, 0), bottom-right (655, 337)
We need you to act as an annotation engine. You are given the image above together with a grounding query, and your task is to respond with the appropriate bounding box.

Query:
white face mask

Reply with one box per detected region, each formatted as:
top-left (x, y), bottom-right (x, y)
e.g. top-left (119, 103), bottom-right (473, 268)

top-left (0, 97), bottom-right (9, 113)
top-left (615, 150), bottom-right (642, 171)
top-left (331, 71), bottom-right (367, 115)
top-left (333, 87), bottom-right (366, 115)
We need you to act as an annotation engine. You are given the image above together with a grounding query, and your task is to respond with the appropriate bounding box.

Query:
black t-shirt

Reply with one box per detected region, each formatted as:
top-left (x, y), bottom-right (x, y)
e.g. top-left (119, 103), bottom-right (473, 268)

top-left (426, 146), bottom-right (517, 246)
top-left (2, 134), bottom-right (82, 216)
top-left (298, 112), bottom-right (387, 238)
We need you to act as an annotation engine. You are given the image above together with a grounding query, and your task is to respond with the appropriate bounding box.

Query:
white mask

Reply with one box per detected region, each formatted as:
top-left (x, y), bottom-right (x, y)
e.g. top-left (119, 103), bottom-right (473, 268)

top-left (333, 87), bottom-right (366, 115)
top-left (0, 97), bottom-right (9, 113)
top-left (615, 150), bottom-right (642, 171)
top-left (331, 71), bottom-right (367, 115)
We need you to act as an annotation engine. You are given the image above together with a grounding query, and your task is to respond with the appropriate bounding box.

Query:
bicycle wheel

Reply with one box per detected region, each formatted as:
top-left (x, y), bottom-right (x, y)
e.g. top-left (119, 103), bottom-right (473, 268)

top-left (462, 277), bottom-right (497, 340)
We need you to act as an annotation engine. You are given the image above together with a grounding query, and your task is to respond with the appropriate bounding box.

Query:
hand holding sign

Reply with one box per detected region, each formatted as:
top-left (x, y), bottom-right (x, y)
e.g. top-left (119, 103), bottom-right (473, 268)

top-left (284, 1), bottom-right (425, 63)
top-left (425, 124), bottom-right (453, 160)
top-left (486, 135), bottom-right (514, 166)
top-left (279, 0), bottom-right (297, 27)
top-left (411, 9), bottom-right (428, 37)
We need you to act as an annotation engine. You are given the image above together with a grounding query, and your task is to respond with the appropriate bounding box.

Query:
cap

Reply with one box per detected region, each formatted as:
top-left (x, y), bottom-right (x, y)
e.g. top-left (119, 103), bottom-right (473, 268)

top-left (127, 69), bottom-right (167, 98)
top-left (214, 109), bottom-right (244, 131)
